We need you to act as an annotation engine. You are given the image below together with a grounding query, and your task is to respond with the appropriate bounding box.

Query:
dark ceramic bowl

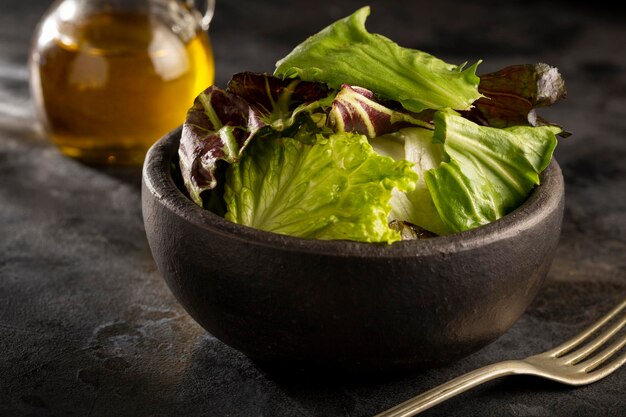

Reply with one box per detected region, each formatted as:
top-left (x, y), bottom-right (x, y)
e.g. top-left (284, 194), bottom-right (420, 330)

top-left (141, 126), bottom-right (565, 374)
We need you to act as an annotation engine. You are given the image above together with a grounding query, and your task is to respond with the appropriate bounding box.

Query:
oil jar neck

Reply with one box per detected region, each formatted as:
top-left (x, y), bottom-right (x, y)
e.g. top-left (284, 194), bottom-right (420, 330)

top-left (43, 0), bottom-right (212, 42)
top-left (184, 0), bottom-right (215, 30)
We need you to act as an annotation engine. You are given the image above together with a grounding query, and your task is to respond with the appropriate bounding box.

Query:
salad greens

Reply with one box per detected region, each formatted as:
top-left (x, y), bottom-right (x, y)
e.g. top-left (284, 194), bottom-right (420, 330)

top-left (328, 84), bottom-right (433, 138)
top-left (275, 6), bottom-right (483, 113)
top-left (180, 74), bottom-right (331, 205)
top-left (369, 127), bottom-right (449, 236)
top-left (179, 6), bottom-right (568, 243)
top-left (224, 133), bottom-right (417, 243)
top-left (463, 63), bottom-right (568, 132)
top-left (426, 111), bottom-right (559, 233)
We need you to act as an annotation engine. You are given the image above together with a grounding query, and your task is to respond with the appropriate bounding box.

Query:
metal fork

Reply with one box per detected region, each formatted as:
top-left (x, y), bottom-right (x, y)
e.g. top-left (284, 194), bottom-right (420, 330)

top-left (374, 297), bottom-right (626, 417)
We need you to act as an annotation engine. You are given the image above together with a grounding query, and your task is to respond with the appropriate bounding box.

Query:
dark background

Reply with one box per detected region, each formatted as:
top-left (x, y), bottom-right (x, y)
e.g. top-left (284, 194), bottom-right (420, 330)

top-left (1, 1), bottom-right (625, 416)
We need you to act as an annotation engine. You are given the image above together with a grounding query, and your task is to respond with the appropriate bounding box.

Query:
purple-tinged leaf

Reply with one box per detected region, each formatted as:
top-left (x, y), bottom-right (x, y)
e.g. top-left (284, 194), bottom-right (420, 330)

top-left (328, 84), bottom-right (433, 138)
top-left (179, 73), bottom-right (334, 206)
top-left (227, 72), bottom-right (331, 123)
top-left (463, 63), bottom-right (569, 136)
top-left (179, 86), bottom-right (262, 206)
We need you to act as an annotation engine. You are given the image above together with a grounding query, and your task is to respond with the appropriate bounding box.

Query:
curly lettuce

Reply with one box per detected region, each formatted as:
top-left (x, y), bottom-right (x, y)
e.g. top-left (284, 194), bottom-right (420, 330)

top-left (224, 132), bottom-right (418, 243)
top-left (274, 6), bottom-right (482, 113)
top-left (425, 111), bottom-right (560, 233)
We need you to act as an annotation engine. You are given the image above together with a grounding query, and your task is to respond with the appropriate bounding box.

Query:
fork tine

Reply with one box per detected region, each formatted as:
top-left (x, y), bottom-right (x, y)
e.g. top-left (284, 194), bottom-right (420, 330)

top-left (575, 350), bottom-right (626, 385)
top-left (578, 330), bottom-right (626, 373)
top-left (548, 298), bottom-right (626, 358)
top-left (562, 308), bottom-right (626, 364)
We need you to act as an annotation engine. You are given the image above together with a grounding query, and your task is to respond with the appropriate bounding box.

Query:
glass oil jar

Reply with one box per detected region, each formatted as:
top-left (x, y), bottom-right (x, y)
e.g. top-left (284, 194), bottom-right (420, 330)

top-left (29, 0), bottom-right (215, 166)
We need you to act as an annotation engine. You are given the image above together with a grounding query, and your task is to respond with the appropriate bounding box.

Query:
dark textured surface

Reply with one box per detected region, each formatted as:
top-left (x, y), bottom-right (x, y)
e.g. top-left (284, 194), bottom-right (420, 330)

top-left (142, 128), bottom-right (564, 373)
top-left (1, 1), bottom-right (625, 416)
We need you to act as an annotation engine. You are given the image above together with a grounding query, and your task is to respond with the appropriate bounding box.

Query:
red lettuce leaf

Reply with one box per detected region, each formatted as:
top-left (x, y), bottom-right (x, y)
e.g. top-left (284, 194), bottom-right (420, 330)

top-left (179, 73), bottom-right (332, 206)
top-left (328, 84), bottom-right (434, 138)
top-left (179, 86), bottom-right (257, 206)
top-left (227, 72), bottom-right (331, 122)
top-left (462, 63), bottom-right (569, 136)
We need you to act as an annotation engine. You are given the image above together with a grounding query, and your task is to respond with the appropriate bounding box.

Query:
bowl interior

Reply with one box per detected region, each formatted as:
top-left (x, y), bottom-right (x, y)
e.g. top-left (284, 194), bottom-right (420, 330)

top-left (143, 125), bottom-right (564, 258)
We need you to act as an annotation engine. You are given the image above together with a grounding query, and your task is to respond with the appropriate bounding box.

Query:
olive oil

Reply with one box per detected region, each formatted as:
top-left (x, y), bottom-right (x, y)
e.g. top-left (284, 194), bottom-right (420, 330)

top-left (30, 11), bottom-right (214, 165)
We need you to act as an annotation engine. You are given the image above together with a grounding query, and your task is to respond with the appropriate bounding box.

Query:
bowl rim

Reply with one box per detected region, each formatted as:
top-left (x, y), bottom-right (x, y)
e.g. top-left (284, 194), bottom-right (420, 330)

top-left (142, 126), bottom-right (564, 259)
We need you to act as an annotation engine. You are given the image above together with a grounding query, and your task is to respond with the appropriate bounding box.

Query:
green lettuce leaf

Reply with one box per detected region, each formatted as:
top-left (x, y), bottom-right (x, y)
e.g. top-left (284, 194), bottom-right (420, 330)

top-left (274, 6), bottom-right (482, 113)
top-left (369, 127), bottom-right (449, 236)
top-left (224, 132), bottom-right (418, 243)
top-left (425, 111), bottom-right (560, 233)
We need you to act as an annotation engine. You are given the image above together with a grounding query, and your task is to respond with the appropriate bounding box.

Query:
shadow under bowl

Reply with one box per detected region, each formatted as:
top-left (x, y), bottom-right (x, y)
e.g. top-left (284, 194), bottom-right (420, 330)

top-left (141, 126), bottom-right (564, 374)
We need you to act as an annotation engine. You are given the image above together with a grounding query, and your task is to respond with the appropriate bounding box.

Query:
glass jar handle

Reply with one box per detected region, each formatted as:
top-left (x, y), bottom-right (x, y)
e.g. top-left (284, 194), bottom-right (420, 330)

top-left (187, 0), bottom-right (215, 31)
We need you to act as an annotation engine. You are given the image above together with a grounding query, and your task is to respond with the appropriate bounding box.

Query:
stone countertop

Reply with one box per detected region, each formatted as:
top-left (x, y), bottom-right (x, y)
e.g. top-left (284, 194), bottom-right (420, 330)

top-left (1, 1), bottom-right (625, 416)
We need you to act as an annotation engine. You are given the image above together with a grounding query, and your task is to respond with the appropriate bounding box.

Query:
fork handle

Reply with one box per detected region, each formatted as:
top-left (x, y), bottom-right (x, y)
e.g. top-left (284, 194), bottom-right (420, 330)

top-left (373, 360), bottom-right (529, 417)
